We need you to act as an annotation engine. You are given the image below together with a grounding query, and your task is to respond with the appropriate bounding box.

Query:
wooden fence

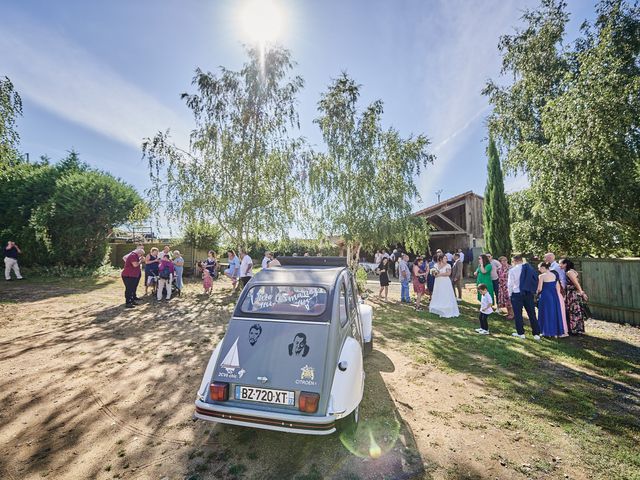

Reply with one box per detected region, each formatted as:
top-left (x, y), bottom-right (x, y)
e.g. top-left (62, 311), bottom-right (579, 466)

top-left (108, 243), bottom-right (210, 276)
top-left (580, 258), bottom-right (640, 326)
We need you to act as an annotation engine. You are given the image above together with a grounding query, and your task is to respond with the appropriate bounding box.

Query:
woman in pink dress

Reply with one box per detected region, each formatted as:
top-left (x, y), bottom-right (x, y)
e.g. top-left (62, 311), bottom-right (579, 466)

top-left (497, 256), bottom-right (514, 320)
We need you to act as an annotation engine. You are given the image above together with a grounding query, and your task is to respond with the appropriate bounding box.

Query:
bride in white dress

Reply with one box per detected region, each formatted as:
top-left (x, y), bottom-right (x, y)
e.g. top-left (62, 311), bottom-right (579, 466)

top-left (429, 254), bottom-right (460, 318)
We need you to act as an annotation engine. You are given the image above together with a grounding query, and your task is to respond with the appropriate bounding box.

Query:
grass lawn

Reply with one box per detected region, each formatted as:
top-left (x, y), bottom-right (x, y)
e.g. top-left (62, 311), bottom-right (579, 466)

top-left (371, 293), bottom-right (640, 480)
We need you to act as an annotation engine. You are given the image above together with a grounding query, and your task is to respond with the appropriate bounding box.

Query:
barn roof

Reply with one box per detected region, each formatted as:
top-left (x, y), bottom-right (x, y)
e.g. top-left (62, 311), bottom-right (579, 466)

top-left (412, 190), bottom-right (483, 217)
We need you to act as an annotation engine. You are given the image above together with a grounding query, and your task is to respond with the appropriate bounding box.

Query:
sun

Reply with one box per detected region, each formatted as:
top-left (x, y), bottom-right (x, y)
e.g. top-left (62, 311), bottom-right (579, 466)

top-left (239, 0), bottom-right (284, 45)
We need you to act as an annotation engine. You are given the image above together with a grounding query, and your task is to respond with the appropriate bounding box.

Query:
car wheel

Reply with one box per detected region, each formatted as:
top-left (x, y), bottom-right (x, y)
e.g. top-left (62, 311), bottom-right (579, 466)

top-left (364, 335), bottom-right (373, 356)
top-left (337, 405), bottom-right (359, 436)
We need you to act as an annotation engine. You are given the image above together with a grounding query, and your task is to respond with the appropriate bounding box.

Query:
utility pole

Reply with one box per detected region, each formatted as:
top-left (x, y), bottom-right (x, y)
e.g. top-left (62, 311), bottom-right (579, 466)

top-left (435, 189), bottom-right (443, 203)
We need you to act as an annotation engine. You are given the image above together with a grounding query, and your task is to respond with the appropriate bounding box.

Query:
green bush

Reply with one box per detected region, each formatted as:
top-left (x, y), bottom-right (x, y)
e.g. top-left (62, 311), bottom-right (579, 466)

top-left (0, 152), bottom-right (143, 267)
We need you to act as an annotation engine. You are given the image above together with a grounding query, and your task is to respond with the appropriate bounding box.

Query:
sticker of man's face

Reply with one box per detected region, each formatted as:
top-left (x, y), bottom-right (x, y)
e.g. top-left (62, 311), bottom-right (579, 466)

top-left (288, 333), bottom-right (309, 357)
top-left (248, 324), bottom-right (262, 346)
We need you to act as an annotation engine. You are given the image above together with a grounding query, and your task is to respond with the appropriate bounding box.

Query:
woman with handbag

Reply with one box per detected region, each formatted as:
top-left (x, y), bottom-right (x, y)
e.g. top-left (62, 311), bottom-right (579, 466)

top-left (412, 256), bottom-right (427, 311)
top-left (560, 258), bottom-right (589, 334)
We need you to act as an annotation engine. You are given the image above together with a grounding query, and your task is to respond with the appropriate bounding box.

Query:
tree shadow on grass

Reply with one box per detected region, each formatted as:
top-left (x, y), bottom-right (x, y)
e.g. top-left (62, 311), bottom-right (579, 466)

top-left (0, 275), bottom-right (115, 303)
top-left (0, 281), bottom-right (426, 480)
top-left (372, 300), bottom-right (640, 478)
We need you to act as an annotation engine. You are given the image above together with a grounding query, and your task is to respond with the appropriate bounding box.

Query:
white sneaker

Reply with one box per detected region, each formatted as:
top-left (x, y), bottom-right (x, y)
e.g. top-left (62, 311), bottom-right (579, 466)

top-left (479, 329), bottom-right (490, 335)
top-left (511, 333), bottom-right (526, 339)
top-left (533, 335), bottom-right (541, 341)
top-left (475, 328), bottom-right (484, 333)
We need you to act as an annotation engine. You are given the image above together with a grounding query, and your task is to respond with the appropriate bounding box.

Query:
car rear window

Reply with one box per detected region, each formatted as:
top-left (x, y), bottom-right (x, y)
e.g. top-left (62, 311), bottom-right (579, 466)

top-left (240, 285), bottom-right (328, 316)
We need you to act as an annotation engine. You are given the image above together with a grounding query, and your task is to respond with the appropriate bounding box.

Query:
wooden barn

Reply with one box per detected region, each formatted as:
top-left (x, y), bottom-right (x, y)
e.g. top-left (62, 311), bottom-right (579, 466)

top-left (413, 191), bottom-right (484, 254)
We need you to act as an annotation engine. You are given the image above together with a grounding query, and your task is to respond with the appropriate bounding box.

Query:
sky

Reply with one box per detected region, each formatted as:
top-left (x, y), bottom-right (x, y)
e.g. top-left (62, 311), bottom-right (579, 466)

top-left (1, 0), bottom-right (597, 224)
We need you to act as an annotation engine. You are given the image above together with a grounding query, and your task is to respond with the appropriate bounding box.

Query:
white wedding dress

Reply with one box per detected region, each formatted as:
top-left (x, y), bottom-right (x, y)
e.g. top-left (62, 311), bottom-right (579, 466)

top-left (429, 264), bottom-right (460, 318)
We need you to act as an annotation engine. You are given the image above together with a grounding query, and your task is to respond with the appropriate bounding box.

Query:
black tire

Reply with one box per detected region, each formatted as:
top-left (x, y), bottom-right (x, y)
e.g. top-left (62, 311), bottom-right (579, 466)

top-left (337, 405), bottom-right (360, 436)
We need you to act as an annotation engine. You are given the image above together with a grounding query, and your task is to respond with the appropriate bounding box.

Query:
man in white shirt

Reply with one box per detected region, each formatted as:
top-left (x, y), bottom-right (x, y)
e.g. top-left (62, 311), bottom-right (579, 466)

top-left (508, 254), bottom-right (541, 340)
top-left (445, 251), bottom-right (453, 263)
top-left (261, 251), bottom-right (273, 269)
top-left (457, 248), bottom-right (465, 264)
top-left (544, 252), bottom-right (566, 289)
top-left (239, 249), bottom-right (253, 289)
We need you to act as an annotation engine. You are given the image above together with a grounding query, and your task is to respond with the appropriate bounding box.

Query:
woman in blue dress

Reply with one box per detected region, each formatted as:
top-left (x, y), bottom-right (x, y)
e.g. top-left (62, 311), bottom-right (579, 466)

top-left (536, 262), bottom-right (565, 337)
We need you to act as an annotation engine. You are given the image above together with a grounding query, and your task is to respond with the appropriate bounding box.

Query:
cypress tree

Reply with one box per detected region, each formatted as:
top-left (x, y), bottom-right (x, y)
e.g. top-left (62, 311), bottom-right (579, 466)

top-left (483, 137), bottom-right (512, 257)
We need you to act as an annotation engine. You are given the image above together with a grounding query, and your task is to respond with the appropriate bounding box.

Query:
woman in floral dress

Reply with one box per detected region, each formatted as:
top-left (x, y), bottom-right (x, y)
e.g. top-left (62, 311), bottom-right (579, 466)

top-left (560, 258), bottom-right (588, 334)
top-left (497, 256), bottom-right (514, 319)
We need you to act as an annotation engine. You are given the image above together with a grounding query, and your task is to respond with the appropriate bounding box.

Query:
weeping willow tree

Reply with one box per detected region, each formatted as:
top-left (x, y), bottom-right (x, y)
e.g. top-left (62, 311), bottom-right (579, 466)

top-left (143, 47), bottom-right (307, 249)
top-left (308, 73), bottom-right (434, 265)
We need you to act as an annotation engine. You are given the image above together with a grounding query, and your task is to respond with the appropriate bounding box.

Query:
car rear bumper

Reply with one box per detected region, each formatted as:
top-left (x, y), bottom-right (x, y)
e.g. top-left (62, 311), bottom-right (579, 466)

top-left (194, 400), bottom-right (336, 435)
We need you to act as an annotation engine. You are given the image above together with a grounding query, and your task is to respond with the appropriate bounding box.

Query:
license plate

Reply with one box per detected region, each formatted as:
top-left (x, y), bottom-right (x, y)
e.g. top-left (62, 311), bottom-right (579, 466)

top-left (235, 385), bottom-right (295, 406)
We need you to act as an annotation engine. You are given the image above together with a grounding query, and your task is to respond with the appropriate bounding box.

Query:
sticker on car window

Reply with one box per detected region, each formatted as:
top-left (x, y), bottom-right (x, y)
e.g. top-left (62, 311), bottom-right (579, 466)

top-left (241, 286), bottom-right (327, 316)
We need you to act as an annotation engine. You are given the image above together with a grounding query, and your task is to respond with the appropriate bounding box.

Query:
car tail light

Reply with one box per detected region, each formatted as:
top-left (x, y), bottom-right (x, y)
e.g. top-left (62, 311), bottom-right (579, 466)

top-left (209, 382), bottom-right (229, 401)
top-left (298, 392), bottom-right (319, 413)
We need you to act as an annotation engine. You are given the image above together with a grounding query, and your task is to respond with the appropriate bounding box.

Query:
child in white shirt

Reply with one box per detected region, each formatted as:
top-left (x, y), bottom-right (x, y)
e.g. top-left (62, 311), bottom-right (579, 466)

top-left (476, 283), bottom-right (494, 335)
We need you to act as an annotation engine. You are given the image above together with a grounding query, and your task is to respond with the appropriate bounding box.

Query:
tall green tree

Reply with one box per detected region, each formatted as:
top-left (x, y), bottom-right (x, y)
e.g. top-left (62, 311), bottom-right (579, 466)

top-left (483, 137), bottom-right (512, 257)
top-left (308, 73), bottom-right (433, 263)
top-left (484, 0), bottom-right (640, 256)
top-left (0, 76), bottom-right (23, 163)
top-left (143, 47), bottom-right (307, 249)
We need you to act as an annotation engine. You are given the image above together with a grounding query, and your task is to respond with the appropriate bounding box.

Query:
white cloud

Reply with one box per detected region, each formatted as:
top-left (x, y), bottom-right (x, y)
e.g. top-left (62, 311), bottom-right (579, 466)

top-left (0, 15), bottom-right (191, 151)
top-left (410, 0), bottom-right (529, 208)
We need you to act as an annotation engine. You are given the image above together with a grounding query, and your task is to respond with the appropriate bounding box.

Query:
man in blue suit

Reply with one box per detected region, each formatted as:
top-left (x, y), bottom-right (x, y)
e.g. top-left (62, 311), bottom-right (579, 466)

top-left (507, 254), bottom-right (541, 340)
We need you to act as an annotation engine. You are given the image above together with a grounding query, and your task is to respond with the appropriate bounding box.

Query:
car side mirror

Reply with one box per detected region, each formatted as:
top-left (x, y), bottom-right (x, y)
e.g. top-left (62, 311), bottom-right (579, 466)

top-left (338, 361), bottom-right (348, 371)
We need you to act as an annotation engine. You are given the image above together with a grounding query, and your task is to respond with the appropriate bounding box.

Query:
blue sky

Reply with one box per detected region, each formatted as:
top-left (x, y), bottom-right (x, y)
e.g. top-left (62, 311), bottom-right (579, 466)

top-left (2, 0), bottom-right (596, 219)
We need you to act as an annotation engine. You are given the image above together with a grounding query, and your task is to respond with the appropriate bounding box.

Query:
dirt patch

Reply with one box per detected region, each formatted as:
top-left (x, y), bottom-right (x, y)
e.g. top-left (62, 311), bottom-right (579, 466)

top-left (0, 278), bottom-right (423, 480)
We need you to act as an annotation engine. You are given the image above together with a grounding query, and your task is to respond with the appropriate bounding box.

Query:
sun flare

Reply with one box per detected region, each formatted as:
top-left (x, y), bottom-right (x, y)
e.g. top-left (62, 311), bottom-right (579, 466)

top-left (239, 0), bottom-right (284, 45)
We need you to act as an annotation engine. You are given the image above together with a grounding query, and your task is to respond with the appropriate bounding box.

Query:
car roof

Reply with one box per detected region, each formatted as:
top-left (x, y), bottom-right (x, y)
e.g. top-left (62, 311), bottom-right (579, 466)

top-left (252, 265), bottom-right (346, 287)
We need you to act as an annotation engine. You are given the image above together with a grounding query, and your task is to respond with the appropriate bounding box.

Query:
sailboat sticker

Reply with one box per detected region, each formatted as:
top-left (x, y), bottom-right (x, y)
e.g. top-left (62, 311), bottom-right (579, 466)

top-left (221, 337), bottom-right (240, 374)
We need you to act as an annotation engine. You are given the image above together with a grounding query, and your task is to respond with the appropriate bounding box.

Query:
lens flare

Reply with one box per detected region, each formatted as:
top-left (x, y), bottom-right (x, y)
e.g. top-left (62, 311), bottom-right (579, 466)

top-left (368, 430), bottom-right (382, 459)
top-left (339, 417), bottom-right (401, 459)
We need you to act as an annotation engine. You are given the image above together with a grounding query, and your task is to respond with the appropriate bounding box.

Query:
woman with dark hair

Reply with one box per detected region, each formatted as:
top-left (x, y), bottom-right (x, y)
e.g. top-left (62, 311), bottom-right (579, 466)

top-left (474, 254), bottom-right (494, 303)
top-left (377, 257), bottom-right (390, 301)
top-left (202, 251), bottom-right (218, 279)
top-left (560, 258), bottom-right (589, 334)
top-left (536, 262), bottom-right (565, 337)
top-left (497, 256), bottom-right (514, 319)
top-left (412, 256), bottom-right (427, 311)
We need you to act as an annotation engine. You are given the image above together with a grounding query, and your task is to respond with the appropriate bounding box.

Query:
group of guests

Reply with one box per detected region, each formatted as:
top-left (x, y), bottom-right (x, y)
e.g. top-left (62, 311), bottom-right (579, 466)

top-left (474, 252), bottom-right (589, 338)
top-left (201, 249), bottom-right (255, 294)
top-left (121, 244), bottom-right (185, 307)
top-left (376, 248), bottom-right (464, 317)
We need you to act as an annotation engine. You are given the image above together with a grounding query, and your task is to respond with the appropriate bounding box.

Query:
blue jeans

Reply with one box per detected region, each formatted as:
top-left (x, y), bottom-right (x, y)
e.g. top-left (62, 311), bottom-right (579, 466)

top-left (175, 266), bottom-right (184, 289)
top-left (400, 279), bottom-right (411, 302)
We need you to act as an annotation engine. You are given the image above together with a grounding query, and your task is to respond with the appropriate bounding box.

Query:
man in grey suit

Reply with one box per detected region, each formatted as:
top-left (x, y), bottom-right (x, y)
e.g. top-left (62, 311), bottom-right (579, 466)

top-left (451, 253), bottom-right (463, 301)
